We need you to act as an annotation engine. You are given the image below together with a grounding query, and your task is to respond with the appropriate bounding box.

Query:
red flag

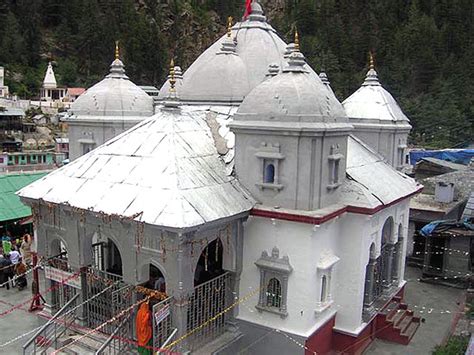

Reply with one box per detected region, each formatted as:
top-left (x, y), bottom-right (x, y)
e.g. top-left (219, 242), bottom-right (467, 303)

top-left (244, 0), bottom-right (252, 19)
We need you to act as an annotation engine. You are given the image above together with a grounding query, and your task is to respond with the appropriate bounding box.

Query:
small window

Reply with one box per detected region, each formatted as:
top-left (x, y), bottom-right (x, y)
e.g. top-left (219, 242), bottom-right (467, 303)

top-left (264, 163), bottom-right (275, 183)
top-left (320, 275), bottom-right (328, 303)
top-left (0, 157), bottom-right (3, 163)
top-left (333, 160), bottom-right (340, 184)
top-left (266, 278), bottom-right (282, 308)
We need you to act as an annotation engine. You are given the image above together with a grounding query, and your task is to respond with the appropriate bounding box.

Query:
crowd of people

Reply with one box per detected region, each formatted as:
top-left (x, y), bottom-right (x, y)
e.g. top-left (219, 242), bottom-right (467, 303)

top-left (0, 232), bottom-right (33, 291)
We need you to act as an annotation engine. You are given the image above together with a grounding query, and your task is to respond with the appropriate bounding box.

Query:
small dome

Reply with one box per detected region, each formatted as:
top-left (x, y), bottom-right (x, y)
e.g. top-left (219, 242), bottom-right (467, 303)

top-left (236, 51), bottom-right (347, 122)
top-left (343, 67), bottom-right (410, 122)
top-left (158, 0), bottom-right (287, 104)
top-left (71, 59), bottom-right (153, 118)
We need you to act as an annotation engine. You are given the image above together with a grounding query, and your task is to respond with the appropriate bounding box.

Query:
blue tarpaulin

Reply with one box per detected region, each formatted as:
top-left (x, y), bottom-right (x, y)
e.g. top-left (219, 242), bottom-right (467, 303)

top-left (420, 219), bottom-right (474, 237)
top-left (409, 149), bottom-right (474, 166)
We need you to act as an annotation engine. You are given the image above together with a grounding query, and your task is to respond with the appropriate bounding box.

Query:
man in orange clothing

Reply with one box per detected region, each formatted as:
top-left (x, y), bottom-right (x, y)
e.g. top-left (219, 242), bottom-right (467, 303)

top-left (136, 301), bottom-right (153, 355)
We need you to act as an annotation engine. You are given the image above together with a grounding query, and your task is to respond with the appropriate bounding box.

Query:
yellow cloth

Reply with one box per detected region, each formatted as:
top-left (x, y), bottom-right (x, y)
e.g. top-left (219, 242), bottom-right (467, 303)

top-left (136, 302), bottom-right (152, 347)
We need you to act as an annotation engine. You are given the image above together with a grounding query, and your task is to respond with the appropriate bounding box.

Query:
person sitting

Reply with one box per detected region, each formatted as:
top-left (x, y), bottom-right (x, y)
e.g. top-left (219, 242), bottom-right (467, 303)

top-left (15, 259), bottom-right (27, 291)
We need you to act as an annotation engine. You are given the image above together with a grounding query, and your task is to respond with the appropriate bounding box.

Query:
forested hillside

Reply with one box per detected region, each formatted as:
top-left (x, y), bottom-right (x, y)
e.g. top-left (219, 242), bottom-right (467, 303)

top-left (0, 0), bottom-right (472, 148)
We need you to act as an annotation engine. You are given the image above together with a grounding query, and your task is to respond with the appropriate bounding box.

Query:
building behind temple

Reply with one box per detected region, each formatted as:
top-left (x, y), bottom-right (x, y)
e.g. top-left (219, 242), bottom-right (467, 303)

top-left (19, 2), bottom-right (423, 354)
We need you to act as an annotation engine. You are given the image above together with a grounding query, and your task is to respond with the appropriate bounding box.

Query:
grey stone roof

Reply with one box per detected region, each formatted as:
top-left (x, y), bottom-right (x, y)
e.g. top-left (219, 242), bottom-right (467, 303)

top-left (234, 51), bottom-right (347, 122)
top-left (421, 169), bottom-right (474, 201)
top-left (343, 68), bottom-right (411, 124)
top-left (18, 105), bottom-right (254, 229)
top-left (70, 59), bottom-right (154, 119)
top-left (158, 2), bottom-right (287, 104)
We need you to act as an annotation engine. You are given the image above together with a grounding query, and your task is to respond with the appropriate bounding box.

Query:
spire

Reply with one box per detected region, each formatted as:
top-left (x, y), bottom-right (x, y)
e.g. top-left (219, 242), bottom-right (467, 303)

top-left (227, 16), bottom-right (233, 38)
top-left (294, 28), bottom-right (300, 52)
top-left (246, 0), bottom-right (266, 22)
top-left (218, 16), bottom-right (237, 54)
top-left (107, 42), bottom-right (128, 79)
top-left (369, 51), bottom-right (375, 70)
top-left (283, 31), bottom-right (308, 74)
top-left (363, 51), bottom-right (381, 86)
top-left (115, 41), bottom-right (120, 60)
top-left (163, 58), bottom-right (180, 108)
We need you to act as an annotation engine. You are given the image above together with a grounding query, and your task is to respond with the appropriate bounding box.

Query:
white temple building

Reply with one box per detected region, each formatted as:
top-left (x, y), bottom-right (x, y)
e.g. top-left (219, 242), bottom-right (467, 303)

top-left (18, 2), bottom-right (422, 354)
top-left (66, 46), bottom-right (154, 160)
top-left (40, 62), bottom-right (66, 102)
top-left (343, 55), bottom-right (412, 170)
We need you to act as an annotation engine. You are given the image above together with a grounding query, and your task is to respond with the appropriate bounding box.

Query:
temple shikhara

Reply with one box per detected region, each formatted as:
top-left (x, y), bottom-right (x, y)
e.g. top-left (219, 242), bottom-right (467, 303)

top-left (18, 1), bottom-right (423, 353)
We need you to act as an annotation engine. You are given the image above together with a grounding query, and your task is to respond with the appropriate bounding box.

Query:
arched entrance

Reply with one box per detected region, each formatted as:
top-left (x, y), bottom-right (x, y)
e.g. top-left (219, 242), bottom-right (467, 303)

top-left (194, 238), bottom-right (224, 286)
top-left (188, 238), bottom-right (230, 350)
top-left (106, 239), bottom-right (123, 276)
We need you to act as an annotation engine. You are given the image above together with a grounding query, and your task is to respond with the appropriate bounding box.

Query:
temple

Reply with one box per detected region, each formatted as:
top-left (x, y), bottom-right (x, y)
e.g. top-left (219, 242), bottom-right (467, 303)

top-left (18, 1), bottom-right (422, 353)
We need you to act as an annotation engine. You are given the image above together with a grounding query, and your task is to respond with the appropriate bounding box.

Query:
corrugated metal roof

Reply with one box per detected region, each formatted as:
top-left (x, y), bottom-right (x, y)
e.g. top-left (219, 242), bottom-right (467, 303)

top-left (463, 192), bottom-right (474, 220)
top-left (345, 135), bottom-right (421, 206)
top-left (0, 172), bottom-right (48, 222)
top-left (18, 106), bottom-right (254, 229)
top-left (0, 108), bottom-right (25, 116)
top-left (419, 157), bottom-right (468, 171)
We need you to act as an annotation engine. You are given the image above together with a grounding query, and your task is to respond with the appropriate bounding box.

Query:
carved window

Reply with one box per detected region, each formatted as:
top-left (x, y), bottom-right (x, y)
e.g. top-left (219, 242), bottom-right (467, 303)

top-left (255, 247), bottom-right (292, 318)
top-left (315, 253), bottom-right (339, 313)
top-left (255, 143), bottom-right (284, 191)
top-left (328, 144), bottom-right (343, 189)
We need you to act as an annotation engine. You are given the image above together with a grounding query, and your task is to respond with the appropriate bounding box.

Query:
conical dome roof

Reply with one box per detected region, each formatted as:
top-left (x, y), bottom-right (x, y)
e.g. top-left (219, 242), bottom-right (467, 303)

top-left (43, 62), bottom-right (57, 89)
top-left (71, 58), bottom-right (153, 118)
top-left (158, 0), bottom-right (287, 104)
top-left (235, 51), bottom-right (347, 122)
top-left (343, 65), bottom-right (410, 123)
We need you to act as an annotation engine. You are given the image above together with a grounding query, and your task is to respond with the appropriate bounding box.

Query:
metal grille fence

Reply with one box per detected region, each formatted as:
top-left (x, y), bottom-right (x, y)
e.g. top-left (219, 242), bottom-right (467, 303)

top-left (48, 256), bottom-right (77, 313)
top-left (153, 297), bottom-right (173, 352)
top-left (85, 268), bottom-right (127, 335)
top-left (187, 272), bottom-right (230, 351)
top-left (266, 278), bottom-right (282, 308)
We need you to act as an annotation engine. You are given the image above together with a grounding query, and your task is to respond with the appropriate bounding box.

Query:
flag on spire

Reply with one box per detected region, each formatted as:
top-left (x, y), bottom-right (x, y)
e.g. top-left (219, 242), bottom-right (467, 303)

top-left (244, 0), bottom-right (252, 19)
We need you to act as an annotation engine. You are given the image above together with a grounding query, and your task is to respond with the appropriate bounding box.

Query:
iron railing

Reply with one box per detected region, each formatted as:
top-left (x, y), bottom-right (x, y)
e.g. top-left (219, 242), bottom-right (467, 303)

top-left (95, 309), bottom-right (135, 355)
top-left (23, 293), bottom-right (79, 355)
top-left (187, 272), bottom-right (230, 351)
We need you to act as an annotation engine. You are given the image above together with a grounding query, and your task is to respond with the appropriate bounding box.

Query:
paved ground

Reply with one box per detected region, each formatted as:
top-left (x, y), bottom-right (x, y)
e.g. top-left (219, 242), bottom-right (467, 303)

top-left (0, 272), bottom-right (47, 354)
top-left (365, 266), bottom-right (465, 354)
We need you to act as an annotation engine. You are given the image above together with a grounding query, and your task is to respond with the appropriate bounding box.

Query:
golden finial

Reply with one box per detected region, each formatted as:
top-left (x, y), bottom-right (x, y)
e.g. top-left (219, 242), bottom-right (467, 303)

top-left (115, 41), bottom-right (120, 60)
top-left (169, 58), bottom-right (176, 93)
top-left (369, 51), bottom-right (375, 70)
top-left (294, 28), bottom-right (300, 51)
top-left (227, 16), bottom-right (233, 38)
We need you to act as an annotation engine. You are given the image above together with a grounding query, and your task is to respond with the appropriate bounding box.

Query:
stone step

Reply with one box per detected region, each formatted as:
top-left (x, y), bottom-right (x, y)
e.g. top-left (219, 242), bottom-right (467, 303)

top-left (387, 309), bottom-right (406, 326)
top-left (395, 314), bottom-right (413, 333)
top-left (401, 320), bottom-right (420, 341)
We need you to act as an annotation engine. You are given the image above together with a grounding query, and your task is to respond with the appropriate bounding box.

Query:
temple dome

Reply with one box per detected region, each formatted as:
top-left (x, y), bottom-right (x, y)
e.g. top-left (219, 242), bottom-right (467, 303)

top-left (158, 0), bottom-right (287, 104)
top-left (343, 67), bottom-right (410, 123)
top-left (235, 51), bottom-right (347, 122)
top-left (71, 59), bottom-right (153, 118)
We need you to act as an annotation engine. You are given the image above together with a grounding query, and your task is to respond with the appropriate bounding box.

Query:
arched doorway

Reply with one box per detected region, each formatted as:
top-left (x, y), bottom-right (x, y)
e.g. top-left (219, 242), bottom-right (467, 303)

top-left (188, 238), bottom-right (230, 350)
top-left (146, 264), bottom-right (166, 294)
top-left (380, 217), bottom-right (394, 288)
top-left (194, 238), bottom-right (224, 286)
top-left (106, 239), bottom-right (123, 276)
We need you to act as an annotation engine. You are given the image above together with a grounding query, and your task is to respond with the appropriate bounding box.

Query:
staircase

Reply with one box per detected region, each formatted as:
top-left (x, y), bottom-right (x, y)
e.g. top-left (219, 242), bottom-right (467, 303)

top-left (45, 330), bottom-right (111, 354)
top-left (375, 297), bottom-right (421, 345)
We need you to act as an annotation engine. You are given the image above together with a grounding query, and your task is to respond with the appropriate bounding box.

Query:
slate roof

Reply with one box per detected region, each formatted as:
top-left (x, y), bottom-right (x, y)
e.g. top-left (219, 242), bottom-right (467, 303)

top-left (0, 172), bottom-right (47, 222)
top-left (343, 135), bottom-right (421, 208)
top-left (18, 106), bottom-right (254, 229)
